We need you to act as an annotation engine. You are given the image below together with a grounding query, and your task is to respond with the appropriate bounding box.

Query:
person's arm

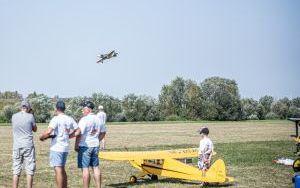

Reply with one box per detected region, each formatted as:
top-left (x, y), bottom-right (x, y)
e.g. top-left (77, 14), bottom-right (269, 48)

top-left (70, 128), bottom-right (81, 138)
top-left (31, 115), bottom-right (37, 132)
top-left (69, 119), bottom-right (79, 139)
top-left (74, 119), bottom-right (85, 152)
top-left (98, 132), bottom-right (106, 142)
top-left (204, 148), bottom-right (212, 155)
top-left (39, 127), bottom-right (54, 141)
top-left (75, 133), bottom-right (81, 152)
top-left (198, 141), bottom-right (203, 157)
top-left (32, 123), bottom-right (37, 132)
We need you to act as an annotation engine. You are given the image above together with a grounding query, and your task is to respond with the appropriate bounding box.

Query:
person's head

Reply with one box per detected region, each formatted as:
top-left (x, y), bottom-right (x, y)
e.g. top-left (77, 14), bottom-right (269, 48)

top-left (98, 105), bottom-right (104, 111)
top-left (198, 127), bottom-right (209, 137)
top-left (20, 100), bottom-right (31, 112)
top-left (56, 100), bottom-right (65, 113)
top-left (81, 101), bottom-right (95, 116)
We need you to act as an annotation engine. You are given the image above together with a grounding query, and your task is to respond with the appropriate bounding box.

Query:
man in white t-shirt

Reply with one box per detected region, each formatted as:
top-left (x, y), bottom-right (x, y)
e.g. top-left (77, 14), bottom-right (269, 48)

top-left (197, 127), bottom-right (214, 176)
top-left (97, 105), bottom-right (107, 149)
top-left (74, 101), bottom-right (106, 188)
top-left (40, 100), bottom-right (78, 188)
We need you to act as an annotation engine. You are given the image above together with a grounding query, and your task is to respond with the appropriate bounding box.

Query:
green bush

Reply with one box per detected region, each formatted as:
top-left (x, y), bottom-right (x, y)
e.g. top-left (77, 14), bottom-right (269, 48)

top-left (248, 114), bottom-right (259, 120)
top-left (0, 114), bottom-right (8, 123)
top-left (288, 106), bottom-right (300, 118)
top-left (165, 114), bottom-right (185, 121)
top-left (112, 113), bottom-right (126, 122)
top-left (3, 105), bottom-right (17, 122)
top-left (265, 112), bottom-right (279, 120)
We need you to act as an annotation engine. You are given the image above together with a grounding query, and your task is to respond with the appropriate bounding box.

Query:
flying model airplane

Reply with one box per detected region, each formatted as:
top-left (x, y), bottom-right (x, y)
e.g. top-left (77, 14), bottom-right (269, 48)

top-left (99, 148), bottom-right (234, 184)
top-left (96, 50), bottom-right (118, 64)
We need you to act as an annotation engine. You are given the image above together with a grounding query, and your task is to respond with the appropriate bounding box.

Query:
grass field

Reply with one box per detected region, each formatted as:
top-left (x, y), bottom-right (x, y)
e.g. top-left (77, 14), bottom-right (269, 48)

top-left (0, 120), bottom-right (297, 187)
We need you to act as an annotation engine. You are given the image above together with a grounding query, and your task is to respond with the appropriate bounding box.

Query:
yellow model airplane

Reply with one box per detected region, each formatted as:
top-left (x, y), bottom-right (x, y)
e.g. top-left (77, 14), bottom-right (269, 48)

top-left (99, 148), bottom-right (234, 184)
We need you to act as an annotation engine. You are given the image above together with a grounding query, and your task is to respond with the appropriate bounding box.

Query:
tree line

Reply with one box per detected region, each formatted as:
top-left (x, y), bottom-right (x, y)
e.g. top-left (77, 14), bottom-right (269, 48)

top-left (1, 76), bottom-right (299, 123)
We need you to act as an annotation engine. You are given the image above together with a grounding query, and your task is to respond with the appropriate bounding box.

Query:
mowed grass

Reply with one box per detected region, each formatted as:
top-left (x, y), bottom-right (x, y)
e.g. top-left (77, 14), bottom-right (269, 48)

top-left (0, 120), bottom-right (297, 187)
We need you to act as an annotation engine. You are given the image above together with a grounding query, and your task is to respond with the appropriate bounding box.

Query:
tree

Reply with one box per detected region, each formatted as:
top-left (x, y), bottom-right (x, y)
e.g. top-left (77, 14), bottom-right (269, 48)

top-left (65, 97), bottom-right (86, 122)
top-left (201, 77), bottom-right (242, 120)
top-left (259, 95), bottom-right (274, 114)
top-left (122, 94), bottom-right (160, 121)
top-left (27, 93), bottom-right (54, 123)
top-left (91, 93), bottom-right (122, 122)
top-left (279, 97), bottom-right (292, 108)
top-left (3, 105), bottom-right (17, 122)
top-left (256, 104), bottom-right (266, 120)
top-left (159, 77), bottom-right (186, 118)
top-left (288, 106), bottom-right (300, 118)
top-left (158, 85), bottom-right (174, 118)
top-left (271, 99), bottom-right (289, 119)
top-left (183, 80), bottom-right (203, 120)
top-left (292, 97), bottom-right (300, 108)
top-left (159, 77), bottom-right (204, 120)
top-left (0, 91), bottom-right (22, 100)
top-left (0, 111), bottom-right (8, 123)
top-left (241, 98), bottom-right (258, 120)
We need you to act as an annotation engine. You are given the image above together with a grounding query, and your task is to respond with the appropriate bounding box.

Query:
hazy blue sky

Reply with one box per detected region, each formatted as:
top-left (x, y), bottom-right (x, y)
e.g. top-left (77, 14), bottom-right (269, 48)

top-left (0, 1), bottom-right (299, 100)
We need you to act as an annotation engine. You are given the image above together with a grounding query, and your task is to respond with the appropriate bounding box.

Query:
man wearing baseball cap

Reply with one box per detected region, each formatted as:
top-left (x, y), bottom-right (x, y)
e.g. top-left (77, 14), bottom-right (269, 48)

top-left (11, 100), bottom-right (37, 188)
top-left (73, 101), bottom-right (106, 188)
top-left (39, 100), bottom-right (78, 188)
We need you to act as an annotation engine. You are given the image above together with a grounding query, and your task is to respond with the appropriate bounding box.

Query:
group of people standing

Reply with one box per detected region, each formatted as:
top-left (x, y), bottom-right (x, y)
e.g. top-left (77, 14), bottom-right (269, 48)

top-left (11, 99), bottom-right (215, 188)
top-left (11, 100), bottom-right (107, 188)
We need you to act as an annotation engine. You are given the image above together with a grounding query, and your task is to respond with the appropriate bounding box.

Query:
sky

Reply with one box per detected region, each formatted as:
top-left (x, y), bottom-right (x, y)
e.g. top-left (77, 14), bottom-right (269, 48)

top-left (0, 0), bottom-right (299, 100)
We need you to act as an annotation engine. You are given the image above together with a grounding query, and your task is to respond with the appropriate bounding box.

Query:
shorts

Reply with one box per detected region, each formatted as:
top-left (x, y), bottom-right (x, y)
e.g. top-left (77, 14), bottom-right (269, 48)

top-left (78, 146), bottom-right (100, 168)
top-left (12, 146), bottom-right (36, 176)
top-left (198, 161), bottom-right (210, 170)
top-left (198, 155), bottom-right (211, 170)
top-left (49, 151), bottom-right (68, 167)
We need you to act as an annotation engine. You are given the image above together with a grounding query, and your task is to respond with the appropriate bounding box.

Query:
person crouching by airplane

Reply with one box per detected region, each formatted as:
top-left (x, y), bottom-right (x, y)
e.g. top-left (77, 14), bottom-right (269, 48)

top-left (39, 100), bottom-right (78, 188)
top-left (197, 127), bottom-right (214, 177)
top-left (97, 105), bottom-right (107, 149)
top-left (12, 101), bottom-right (37, 188)
top-left (73, 101), bottom-right (106, 188)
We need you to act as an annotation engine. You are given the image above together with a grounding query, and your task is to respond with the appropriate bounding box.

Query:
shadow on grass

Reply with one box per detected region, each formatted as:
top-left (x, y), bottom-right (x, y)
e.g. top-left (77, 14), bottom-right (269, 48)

top-left (106, 178), bottom-right (235, 188)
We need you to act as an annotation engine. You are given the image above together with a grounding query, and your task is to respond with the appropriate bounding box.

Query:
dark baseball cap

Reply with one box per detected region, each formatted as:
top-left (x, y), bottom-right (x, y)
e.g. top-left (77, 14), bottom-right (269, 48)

top-left (198, 127), bottom-right (209, 135)
top-left (56, 100), bottom-right (66, 111)
top-left (81, 101), bottom-right (95, 110)
top-left (20, 100), bottom-right (31, 109)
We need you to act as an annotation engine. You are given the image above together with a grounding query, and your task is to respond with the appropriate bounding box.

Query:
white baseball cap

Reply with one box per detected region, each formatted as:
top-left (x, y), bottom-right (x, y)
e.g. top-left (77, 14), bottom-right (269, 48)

top-left (98, 105), bottom-right (104, 110)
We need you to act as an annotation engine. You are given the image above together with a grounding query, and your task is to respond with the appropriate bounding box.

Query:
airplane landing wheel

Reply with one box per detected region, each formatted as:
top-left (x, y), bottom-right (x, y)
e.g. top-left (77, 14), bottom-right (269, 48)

top-left (129, 175), bottom-right (137, 183)
top-left (293, 158), bottom-right (300, 172)
top-left (151, 175), bottom-right (158, 181)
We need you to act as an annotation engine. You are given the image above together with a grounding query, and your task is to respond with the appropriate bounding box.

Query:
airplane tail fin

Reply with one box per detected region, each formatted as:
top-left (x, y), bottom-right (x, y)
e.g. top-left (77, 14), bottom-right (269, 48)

top-left (205, 159), bottom-right (234, 183)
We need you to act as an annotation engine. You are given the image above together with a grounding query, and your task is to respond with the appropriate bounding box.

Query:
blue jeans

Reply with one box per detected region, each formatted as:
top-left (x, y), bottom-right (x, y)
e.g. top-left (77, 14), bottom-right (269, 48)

top-left (78, 146), bottom-right (100, 168)
top-left (49, 150), bottom-right (68, 167)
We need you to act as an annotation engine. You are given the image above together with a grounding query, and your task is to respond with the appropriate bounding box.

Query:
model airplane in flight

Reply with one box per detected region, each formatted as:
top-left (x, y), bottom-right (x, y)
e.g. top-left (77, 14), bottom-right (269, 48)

top-left (99, 148), bottom-right (234, 184)
top-left (96, 50), bottom-right (118, 64)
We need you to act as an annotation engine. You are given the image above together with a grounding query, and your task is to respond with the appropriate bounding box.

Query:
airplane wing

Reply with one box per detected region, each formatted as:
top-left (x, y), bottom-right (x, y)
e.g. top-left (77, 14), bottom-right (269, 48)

top-left (99, 148), bottom-right (216, 160)
top-left (106, 51), bottom-right (114, 58)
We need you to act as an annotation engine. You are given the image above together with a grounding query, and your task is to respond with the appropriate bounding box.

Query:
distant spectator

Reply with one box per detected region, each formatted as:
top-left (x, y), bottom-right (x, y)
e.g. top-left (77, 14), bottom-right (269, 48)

top-left (12, 101), bottom-right (37, 188)
top-left (97, 105), bottom-right (107, 149)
